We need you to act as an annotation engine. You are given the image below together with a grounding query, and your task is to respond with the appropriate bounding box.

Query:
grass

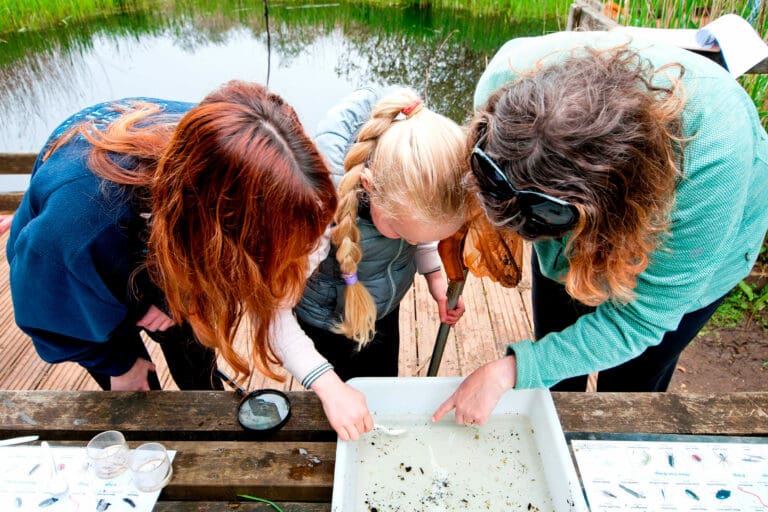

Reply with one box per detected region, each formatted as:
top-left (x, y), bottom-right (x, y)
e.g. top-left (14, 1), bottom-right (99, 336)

top-left (2, 0), bottom-right (166, 33)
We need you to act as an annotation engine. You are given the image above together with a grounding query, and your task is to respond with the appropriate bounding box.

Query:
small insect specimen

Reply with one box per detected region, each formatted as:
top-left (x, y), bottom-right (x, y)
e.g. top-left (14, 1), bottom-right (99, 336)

top-left (619, 484), bottom-right (645, 499)
top-left (38, 497), bottom-right (59, 508)
top-left (685, 489), bottom-right (700, 501)
top-left (715, 489), bottom-right (731, 500)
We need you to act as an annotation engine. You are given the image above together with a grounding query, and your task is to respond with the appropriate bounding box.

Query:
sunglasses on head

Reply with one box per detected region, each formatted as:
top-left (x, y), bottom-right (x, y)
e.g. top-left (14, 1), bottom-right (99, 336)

top-left (470, 134), bottom-right (579, 234)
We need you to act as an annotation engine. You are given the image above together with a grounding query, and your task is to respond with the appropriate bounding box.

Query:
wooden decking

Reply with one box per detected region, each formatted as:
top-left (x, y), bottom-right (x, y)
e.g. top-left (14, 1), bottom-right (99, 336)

top-left (0, 229), bottom-right (533, 392)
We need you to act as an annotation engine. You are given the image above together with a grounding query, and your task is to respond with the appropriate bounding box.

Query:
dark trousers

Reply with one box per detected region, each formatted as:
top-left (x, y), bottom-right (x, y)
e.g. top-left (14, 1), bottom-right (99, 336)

top-left (531, 249), bottom-right (724, 392)
top-left (297, 306), bottom-right (401, 381)
top-left (88, 323), bottom-right (223, 391)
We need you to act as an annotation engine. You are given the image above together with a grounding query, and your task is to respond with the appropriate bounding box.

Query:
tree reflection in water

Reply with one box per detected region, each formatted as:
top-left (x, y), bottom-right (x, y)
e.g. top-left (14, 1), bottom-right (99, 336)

top-left (0, 1), bottom-right (564, 152)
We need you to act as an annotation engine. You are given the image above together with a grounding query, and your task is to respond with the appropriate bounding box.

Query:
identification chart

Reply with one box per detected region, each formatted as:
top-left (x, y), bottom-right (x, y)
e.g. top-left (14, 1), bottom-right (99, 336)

top-left (572, 439), bottom-right (768, 511)
top-left (0, 445), bottom-right (176, 512)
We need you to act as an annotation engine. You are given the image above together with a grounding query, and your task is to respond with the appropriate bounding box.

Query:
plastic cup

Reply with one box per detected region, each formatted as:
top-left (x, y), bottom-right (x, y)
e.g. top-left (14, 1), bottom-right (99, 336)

top-left (129, 442), bottom-right (173, 492)
top-left (86, 430), bottom-right (129, 478)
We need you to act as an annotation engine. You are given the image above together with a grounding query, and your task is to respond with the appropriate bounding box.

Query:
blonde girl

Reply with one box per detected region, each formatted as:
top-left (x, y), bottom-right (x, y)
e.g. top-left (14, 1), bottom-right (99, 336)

top-left (272, 86), bottom-right (469, 440)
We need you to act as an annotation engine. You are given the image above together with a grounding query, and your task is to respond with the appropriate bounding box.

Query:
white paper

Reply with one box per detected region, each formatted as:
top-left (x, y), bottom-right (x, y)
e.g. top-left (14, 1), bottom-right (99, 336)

top-left (0, 445), bottom-right (176, 512)
top-left (572, 439), bottom-right (768, 512)
top-left (614, 26), bottom-right (719, 52)
top-left (613, 14), bottom-right (768, 78)
top-left (696, 14), bottom-right (768, 77)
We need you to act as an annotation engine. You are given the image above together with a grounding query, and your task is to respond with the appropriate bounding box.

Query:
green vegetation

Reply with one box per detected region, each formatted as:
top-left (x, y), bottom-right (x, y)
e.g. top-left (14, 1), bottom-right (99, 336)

top-left (2, 0), bottom-right (164, 33)
top-left (709, 281), bottom-right (768, 330)
top-left (1, 0), bottom-right (573, 34)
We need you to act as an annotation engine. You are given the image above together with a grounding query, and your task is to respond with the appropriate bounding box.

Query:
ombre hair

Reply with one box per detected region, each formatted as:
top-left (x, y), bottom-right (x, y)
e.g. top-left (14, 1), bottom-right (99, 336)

top-left (470, 45), bottom-right (685, 306)
top-left (332, 88), bottom-right (467, 344)
top-left (46, 81), bottom-right (337, 381)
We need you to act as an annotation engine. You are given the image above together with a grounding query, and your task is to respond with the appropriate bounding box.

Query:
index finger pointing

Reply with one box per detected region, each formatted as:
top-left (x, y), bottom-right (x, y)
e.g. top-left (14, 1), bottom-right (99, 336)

top-left (431, 396), bottom-right (456, 423)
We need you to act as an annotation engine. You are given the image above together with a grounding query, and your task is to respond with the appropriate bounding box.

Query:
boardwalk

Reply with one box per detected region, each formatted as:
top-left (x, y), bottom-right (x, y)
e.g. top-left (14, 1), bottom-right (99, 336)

top-left (0, 230), bottom-right (534, 392)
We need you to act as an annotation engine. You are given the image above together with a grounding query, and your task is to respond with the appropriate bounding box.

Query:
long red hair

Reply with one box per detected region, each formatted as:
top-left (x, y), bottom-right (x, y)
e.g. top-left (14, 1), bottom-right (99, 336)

top-left (49, 81), bottom-right (337, 381)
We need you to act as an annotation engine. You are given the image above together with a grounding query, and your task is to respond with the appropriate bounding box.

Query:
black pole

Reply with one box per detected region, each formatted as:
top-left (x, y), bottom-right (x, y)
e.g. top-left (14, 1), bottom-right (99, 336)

top-left (427, 269), bottom-right (468, 376)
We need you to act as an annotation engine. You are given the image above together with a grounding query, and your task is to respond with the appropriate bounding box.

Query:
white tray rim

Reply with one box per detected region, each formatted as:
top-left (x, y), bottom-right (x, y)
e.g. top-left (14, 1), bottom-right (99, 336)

top-left (330, 376), bottom-right (588, 512)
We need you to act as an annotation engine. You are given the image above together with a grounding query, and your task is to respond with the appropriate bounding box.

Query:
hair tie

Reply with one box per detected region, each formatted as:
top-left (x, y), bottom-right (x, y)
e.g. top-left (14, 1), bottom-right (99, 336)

top-left (341, 272), bottom-right (358, 286)
top-left (401, 99), bottom-right (422, 117)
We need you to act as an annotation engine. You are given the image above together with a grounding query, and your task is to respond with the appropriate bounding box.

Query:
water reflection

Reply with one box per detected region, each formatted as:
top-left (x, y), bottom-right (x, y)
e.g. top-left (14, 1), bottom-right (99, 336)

top-left (0, 2), bottom-right (561, 154)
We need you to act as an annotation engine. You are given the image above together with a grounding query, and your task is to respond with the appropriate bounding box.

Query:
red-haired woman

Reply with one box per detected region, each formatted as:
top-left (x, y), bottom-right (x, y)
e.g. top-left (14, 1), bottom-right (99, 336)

top-left (7, 81), bottom-right (337, 391)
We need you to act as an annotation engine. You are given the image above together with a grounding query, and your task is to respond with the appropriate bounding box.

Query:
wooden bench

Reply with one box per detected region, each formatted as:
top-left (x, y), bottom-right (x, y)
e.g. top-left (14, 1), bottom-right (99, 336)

top-left (1, 390), bottom-right (766, 510)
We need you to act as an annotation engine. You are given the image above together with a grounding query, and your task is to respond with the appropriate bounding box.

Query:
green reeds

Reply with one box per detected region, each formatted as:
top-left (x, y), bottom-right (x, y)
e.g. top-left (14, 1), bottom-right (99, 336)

top-left (1, 0), bottom-right (574, 35)
top-left (2, 0), bottom-right (170, 33)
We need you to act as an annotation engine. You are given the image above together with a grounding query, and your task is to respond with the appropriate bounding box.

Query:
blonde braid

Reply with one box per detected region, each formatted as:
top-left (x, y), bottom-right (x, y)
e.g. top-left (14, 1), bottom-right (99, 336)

top-left (330, 97), bottom-right (405, 344)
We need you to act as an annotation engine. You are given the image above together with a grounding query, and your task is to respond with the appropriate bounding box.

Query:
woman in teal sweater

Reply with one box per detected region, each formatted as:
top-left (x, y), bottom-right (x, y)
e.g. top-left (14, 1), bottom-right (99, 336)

top-left (434, 31), bottom-right (768, 426)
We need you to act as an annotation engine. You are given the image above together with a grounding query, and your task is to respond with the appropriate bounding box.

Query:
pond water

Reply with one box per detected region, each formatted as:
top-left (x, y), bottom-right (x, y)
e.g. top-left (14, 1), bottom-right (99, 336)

top-left (0, 2), bottom-right (566, 189)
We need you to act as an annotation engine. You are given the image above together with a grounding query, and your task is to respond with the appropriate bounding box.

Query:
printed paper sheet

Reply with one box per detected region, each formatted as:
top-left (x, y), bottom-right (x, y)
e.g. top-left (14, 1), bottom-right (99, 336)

top-left (0, 445), bottom-right (176, 512)
top-left (572, 439), bottom-right (768, 511)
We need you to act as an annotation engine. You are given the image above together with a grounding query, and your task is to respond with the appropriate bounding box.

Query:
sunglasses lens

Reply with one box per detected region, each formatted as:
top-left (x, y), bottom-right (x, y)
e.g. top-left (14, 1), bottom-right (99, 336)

top-left (471, 146), bottom-right (578, 232)
top-left (471, 151), bottom-right (512, 200)
top-left (522, 193), bottom-right (577, 227)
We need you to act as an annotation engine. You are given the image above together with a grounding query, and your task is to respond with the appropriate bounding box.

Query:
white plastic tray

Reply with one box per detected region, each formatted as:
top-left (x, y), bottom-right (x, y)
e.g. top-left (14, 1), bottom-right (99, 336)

top-left (331, 377), bottom-right (587, 512)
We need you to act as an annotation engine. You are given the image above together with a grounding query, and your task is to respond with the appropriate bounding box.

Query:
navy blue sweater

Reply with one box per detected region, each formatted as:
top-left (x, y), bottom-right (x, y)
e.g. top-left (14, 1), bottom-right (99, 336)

top-left (7, 99), bottom-right (192, 376)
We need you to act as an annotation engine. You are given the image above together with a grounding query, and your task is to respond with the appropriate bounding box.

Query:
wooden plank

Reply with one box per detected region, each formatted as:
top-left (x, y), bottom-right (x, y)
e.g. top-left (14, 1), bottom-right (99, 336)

top-left (155, 503), bottom-right (330, 512)
top-left (0, 153), bottom-right (36, 174)
top-left (0, 193), bottom-right (23, 211)
top-left (518, 244), bottom-right (534, 337)
top-left (566, 2), bottom-right (618, 31)
top-left (481, 278), bottom-right (532, 345)
top-left (553, 392), bottom-right (768, 436)
top-left (3, 390), bottom-right (766, 438)
top-left (398, 284), bottom-right (418, 376)
top-left (157, 441), bottom-right (335, 502)
top-left (452, 276), bottom-right (500, 375)
top-left (0, 391), bottom-right (334, 441)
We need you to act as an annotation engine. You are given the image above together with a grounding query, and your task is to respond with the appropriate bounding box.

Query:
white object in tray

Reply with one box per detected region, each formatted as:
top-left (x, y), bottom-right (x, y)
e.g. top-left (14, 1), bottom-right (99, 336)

top-left (331, 377), bottom-right (587, 512)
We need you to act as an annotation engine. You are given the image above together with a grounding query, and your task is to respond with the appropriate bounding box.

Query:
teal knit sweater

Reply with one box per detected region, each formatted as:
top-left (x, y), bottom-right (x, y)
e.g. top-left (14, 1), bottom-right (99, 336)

top-left (474, 32), bottom-right (768, 389)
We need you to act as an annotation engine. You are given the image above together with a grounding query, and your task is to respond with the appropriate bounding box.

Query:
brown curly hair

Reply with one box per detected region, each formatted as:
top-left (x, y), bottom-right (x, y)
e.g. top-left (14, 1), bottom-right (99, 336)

top-left (470, 45), bottom-right (686, 306)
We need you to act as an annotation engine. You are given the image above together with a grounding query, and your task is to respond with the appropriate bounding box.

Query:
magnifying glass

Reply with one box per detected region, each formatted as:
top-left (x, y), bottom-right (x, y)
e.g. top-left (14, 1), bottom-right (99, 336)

top-left (214, 368), bottom-right (291, 432)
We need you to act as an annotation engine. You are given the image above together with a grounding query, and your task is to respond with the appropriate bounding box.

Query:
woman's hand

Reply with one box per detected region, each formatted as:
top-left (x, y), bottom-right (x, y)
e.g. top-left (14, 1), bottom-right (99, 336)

top-left (424, 271), bottom-right (465, 325)
top-left (311, 371), bottom-right (373, 441)
top-left (110, 358), bottom-right (157, 391)
top-left (136, 305), bottom-right (175, 332)
top-left (432, 355), bottom-right (517, 426)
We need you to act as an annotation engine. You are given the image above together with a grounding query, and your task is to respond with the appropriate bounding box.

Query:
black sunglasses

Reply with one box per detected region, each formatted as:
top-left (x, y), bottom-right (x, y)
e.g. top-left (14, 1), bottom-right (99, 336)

top-left (470, 135), bottom-right (579, 232)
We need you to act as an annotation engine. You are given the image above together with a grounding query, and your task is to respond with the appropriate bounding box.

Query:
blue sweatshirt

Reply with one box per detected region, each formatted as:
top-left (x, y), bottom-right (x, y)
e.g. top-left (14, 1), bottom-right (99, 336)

top-left (7, 99), bottom-right (192, 376)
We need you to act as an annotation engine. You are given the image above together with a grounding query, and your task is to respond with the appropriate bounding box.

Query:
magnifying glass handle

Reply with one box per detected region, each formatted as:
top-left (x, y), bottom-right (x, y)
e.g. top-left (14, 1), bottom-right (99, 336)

top-left (214, 368), bottom-right (246, 397)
